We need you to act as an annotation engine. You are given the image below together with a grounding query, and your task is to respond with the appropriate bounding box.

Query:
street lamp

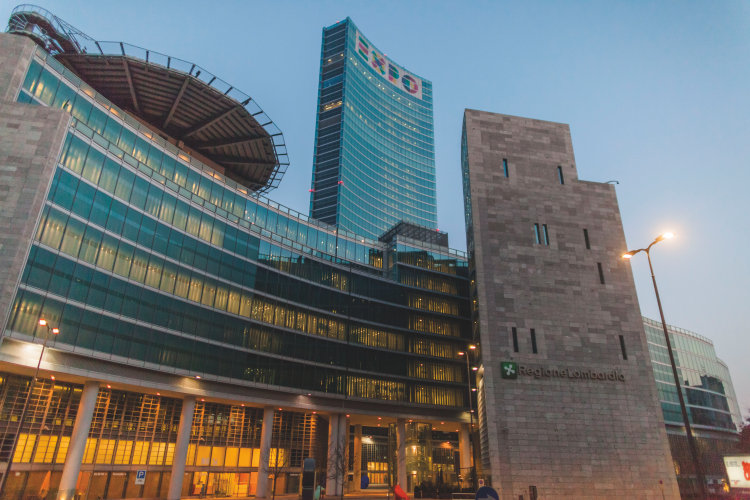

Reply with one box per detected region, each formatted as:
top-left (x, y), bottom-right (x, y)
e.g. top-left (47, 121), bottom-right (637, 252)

top-left (623, 233), bottom-right (706, 499)
top-left (458, 344), bottom-right (477, 490)
top-left (0, 318), bottom-right (60, 496)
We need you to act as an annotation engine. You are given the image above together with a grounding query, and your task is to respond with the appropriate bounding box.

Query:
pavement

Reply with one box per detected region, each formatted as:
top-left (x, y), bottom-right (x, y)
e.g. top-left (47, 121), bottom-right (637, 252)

top-left (184, 490), bottom-right (397, 500)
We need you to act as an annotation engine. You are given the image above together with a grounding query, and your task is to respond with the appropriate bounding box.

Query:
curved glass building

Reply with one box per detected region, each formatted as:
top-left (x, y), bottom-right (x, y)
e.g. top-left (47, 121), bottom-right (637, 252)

top-left (643, 317), bottom-right (742, 494)
top-left (0, 7), bottom-right (470, 499)
top-left (309, 18), bottom-right (437, 240)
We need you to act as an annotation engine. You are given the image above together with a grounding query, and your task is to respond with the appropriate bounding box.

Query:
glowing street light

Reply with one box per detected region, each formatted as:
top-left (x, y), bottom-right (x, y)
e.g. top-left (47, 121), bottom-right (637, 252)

top-left (458, 344), bottom-right (478, 490)
top-left (623, 232), bottom-right (706, 498)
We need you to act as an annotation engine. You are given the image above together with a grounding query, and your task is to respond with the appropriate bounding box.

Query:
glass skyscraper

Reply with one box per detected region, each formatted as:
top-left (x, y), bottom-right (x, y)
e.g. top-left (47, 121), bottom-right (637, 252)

top-left (309, 18), bottom-right (437, 240)
top-left (643, 317), bottom-right (742, 494)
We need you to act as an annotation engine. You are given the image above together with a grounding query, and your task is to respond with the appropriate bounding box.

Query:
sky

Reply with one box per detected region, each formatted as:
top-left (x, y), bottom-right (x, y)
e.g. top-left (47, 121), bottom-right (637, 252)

top-left (2, 1), bottom-right (748, 417)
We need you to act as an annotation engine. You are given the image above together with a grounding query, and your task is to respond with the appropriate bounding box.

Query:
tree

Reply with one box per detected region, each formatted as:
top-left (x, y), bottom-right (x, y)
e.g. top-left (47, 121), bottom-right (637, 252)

top-left (326, 435), bottom-right (348, 500)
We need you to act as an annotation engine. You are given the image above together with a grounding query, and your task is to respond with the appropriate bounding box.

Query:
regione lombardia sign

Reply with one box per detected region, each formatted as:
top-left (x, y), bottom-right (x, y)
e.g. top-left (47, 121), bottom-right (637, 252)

top-left (355, 31), bottom-right (424, 100)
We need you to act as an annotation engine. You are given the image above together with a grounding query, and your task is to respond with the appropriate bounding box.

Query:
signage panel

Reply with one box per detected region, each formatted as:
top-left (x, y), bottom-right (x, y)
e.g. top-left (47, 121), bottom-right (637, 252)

top-left (355, 31), bottom-right (423, 99)
top-left (135, 470), bottom-right (146, 485)
top-left (724, 456), bottom-right (750, 489)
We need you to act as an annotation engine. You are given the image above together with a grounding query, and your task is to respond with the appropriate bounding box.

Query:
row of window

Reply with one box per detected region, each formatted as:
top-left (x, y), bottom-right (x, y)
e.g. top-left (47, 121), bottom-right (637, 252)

top-left (11, 288), bottom-right (466, 404)
top-left (20, 243), bottom-right (465, 384)
top-left (47, 161), bottom-right (464, 331)
top-left (497, 158), bottom-right (569, 186)
top-left (21, 62), bottom-right (394, 268)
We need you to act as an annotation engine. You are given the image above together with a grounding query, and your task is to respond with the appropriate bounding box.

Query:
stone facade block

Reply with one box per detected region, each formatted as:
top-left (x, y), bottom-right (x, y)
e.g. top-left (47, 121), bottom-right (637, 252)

top-left (463, 110), bottom-right (679, 499)
top-left (0, 99), bottom-right (70, 341)
top-left (0, 34), bottom-right (37, 103)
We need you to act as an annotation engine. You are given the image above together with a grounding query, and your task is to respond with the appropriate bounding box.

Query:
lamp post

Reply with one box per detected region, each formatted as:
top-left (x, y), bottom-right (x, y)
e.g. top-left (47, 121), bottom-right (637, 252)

top-left (623, 233), bottom-right (706, 499)
top-left (0, 318), bottom-right (59, 496)
top-left (458, 344), bottom-right (477, 490)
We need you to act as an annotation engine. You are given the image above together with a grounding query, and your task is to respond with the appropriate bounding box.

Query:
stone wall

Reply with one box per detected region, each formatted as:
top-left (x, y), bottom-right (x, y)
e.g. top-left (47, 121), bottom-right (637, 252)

top-left (463, 110), bottom-right (679, 499)
top-left (0, 33), bottom-right (70, 343)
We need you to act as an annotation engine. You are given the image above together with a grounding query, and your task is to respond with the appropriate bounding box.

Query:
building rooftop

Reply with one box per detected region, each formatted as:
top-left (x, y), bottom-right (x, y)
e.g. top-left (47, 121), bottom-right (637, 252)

top-left (7, 4), bottom-right (288, 193)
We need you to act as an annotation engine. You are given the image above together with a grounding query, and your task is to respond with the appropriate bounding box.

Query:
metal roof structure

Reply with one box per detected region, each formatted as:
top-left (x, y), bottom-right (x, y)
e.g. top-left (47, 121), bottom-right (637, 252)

top-left (7, 4), bottom-right (289, 193)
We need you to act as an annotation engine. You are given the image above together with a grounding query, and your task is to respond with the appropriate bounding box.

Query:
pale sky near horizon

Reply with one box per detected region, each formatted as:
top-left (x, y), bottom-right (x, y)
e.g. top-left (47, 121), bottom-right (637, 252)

top-left (2, 1), bottom-right (748, 419)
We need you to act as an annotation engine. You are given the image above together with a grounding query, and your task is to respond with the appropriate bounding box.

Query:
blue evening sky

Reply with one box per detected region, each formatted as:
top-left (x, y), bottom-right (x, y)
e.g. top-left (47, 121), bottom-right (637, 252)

top-left (2, 1), bottom-right (748, 416)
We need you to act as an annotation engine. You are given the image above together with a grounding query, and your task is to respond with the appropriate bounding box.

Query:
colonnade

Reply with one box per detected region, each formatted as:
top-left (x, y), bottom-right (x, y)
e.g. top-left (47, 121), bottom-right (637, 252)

top-left (49, 385), bottom-right (468, 500)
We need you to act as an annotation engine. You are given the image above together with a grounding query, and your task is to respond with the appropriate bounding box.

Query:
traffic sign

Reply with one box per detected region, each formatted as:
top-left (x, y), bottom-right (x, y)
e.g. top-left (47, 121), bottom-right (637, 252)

top-left (475, 485), bottom-right (498, 500)
top-left (135, 470), bottom-right (146, 485)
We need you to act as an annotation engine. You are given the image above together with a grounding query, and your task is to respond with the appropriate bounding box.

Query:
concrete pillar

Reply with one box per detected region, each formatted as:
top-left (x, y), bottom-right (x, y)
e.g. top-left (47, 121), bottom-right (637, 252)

top-left (327, 413), bottom-right (344, 496)
top-left (255, 407), bottom-right (275, 499)
top-left (57, 381), bottom-right (99, 500)
top-left (166, 396), bottom-right (196, 500)
top-left (458, 423), bottom-right (471, 482)
top-left (339, 416), bottom-right (349, 493)
top-left (352, 424), bottom-right (362, 492)
top-left (396, 418), bottom-right (407, 491)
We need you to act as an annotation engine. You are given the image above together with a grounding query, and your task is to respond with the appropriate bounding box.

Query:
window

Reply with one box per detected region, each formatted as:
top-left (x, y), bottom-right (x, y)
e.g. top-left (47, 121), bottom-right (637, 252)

top-left (534, 224), bottom-right (549, 246)
top-left (530, 329), bottom-right (538, 354)
top-left (597, 262), bottom-right (605, 284)
top-left (583, 229), bottom-right (590, 249)
top-left (557, 166), bottom-right (565, 185)
top-left (619, 335), bottom-right (628, 360)
top-left (502, 159), bottom-right (509, 177)
top-left (512, 327), bottom-right (519, 353)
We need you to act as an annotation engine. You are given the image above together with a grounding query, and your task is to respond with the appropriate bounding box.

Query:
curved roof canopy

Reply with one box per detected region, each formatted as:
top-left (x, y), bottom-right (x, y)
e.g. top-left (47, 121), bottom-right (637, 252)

top-left (7, 5), bottom-right (288, 193)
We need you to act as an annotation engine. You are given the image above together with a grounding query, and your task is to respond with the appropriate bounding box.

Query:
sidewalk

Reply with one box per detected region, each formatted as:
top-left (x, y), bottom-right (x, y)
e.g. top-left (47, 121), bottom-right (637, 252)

top-left (184, 490), bottom-right (396, 500)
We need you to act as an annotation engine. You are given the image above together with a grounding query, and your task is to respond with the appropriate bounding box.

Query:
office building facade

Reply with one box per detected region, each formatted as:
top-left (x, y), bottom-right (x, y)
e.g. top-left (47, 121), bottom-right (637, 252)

top-left (461, 110), bottom-right (681, 499)
top-left (643, 317), bottom-right (742, 495)
top-left (0, 7), bottom-right (472, 499)
top-left (309, 18), bottom-right (437, 240)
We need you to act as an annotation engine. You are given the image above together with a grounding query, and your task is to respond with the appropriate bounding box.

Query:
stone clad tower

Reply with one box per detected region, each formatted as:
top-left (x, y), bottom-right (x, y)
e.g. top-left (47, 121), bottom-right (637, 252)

top-left (461, 109), bottom-right (680, 499)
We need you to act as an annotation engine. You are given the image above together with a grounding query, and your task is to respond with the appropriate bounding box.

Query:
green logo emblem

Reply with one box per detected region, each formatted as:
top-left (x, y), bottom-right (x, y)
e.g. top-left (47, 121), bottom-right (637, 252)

top-left (501, 361), bottom-right (518, 379)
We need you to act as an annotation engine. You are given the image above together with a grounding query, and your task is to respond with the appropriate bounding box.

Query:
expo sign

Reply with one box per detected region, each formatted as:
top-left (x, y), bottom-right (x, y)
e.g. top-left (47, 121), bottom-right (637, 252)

top-left (355, 31), bottom-right (423, 100)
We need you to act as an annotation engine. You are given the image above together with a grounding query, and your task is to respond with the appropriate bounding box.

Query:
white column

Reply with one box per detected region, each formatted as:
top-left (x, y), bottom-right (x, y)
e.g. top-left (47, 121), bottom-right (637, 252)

top-left (352, 424), bottom-right (362, 492)
top-left (458, 423), bottom-right (471, 481)
top-left (326, 413), bottom-right (342, 496)
top-left (167, 396), bottom-right (196, 500)
top-left (255, 407), bottom-right (275, 499)
top-left (396, 418), bottom-right (407, 491)
top-left (57, 381), bottom-right (99, 500)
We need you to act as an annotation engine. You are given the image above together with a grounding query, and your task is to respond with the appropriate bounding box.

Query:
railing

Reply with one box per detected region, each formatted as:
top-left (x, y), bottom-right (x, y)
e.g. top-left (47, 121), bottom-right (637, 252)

top-left (7, 4), bottom-right (289, 193)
